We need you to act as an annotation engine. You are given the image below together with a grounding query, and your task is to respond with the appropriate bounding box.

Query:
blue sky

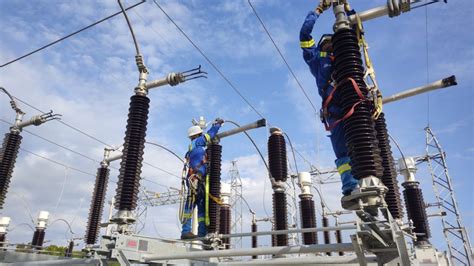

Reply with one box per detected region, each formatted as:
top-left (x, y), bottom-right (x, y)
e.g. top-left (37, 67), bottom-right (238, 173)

top-left (0, 0), bottom-right (472, 255)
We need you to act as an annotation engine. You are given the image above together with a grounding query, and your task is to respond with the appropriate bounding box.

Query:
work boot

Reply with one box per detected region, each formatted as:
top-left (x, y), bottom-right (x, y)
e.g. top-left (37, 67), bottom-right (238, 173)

top-left (180, 232), bottom-right (197, 240)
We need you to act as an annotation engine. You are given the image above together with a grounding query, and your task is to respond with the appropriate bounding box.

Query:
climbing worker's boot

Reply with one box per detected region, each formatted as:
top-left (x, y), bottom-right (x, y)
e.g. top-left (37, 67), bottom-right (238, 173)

top-left (180, 232), bottom-right (197, 240)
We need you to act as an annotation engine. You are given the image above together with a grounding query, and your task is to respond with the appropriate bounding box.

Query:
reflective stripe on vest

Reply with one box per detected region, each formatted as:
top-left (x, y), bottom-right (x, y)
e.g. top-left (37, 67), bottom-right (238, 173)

top-left (320, 51), bottom-right (327, 57)
top-left (337, 163), bottom-right (351, 175)
top-left (300, 39), bottom-right (315, 48)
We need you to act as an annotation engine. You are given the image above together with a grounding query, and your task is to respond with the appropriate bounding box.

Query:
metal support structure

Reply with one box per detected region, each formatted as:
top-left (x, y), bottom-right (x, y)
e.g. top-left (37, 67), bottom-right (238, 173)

top-left (420, 127), bottom-right (473, 265)
top-left (346, 0), bottom-right (445, 25)
top-left (140, 189), bottom-right (181, 206)
top-left (0, 93), bottom-right (60, 209)
top-left (143, 243), bottom-right (355, 261)
top-left (229, 161), bottom-right (243, 249)
top-left (383, 76), bottom-right (457, 104)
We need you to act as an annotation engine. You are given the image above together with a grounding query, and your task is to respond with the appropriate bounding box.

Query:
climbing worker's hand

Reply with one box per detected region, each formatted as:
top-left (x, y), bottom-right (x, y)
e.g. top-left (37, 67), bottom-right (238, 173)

top-left (214, 118), bottom-right (224, 125)
top-left (316, 0), bottom-right (331, 14)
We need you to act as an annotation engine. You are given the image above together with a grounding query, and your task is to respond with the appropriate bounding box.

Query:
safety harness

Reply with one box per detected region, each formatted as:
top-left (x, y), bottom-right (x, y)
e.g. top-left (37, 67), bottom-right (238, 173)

top-left (322, 77), bottom-right (367, 131)
top-left (354, 13), bottom-right (383, 119)
top-left (321, 9), bottom-right (384, 131)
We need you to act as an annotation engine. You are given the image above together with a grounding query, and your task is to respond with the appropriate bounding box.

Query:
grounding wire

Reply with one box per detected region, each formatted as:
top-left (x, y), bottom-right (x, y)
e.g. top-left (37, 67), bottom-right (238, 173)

top-left (117, 0), bottom-right (141, 56)
top-left (6, 97), bottom-right (180, 177)
top-left (146, 141), bottom-right (184, 164)
top-left (9, 223), bottom-right (35, 232)
top-left (283, 132), bottom-right (299, 174)
top-left (0, 118), bottom-right (98, 164)
top-left (388, 133), bottom-right (409, 174)
top-left (12, 96), bottom-right (113, 148)
top-left (224, 120), bottom-right (269, 172)
top-left (54, 167), bottom-right (69, 210)
top-left (0, 1), bottom-right (146, 68)
top-left (247, 0), bottom-right (318, 114)
top-left (10, 191), bottom-right (35, 224)
top-left (224, 120), bottom-right (271, 218)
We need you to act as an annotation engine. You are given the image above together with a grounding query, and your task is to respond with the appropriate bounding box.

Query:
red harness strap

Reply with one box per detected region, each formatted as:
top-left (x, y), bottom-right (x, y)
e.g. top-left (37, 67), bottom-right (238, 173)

top-left (322, 77), bottom-right (366, 131)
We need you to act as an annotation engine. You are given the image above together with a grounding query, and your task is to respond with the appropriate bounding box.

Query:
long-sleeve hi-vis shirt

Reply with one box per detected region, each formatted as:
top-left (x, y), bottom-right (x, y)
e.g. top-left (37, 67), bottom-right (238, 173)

top-left (186, 123), bottom-right (221, 176)
top-left (300, 11), bottom-right (335, 100)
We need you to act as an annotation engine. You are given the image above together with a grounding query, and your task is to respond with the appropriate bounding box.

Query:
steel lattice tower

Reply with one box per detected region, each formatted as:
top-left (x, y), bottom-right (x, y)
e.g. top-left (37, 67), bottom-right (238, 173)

top-left (131, 189), bottom-right (149, 234)
top-left (422, 127), bottom-right (472, 265)
top-left (229, 161), bottom-right (243, 248)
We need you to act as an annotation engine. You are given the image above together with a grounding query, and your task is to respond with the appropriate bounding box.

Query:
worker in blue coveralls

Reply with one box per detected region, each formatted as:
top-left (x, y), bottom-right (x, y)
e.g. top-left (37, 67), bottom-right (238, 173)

top-left (299, 3), bottom-right (358, 197)
top-left (181, 118), bottom-right (224, 240)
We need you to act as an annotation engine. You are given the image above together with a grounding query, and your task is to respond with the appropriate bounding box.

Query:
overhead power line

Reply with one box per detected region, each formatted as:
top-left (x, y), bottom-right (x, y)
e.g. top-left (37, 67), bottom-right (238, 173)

top-left (0, 0), bottom-right (146, 68)
top-left (152, 1), bottom-right (320, 170)
top-left (247, 0), bottom-right (318, 114)
top-left (6, 96), bottom-right (181, 178)
top-left (152, 0), bottom-right (265, 119)
top-left (13, 97), bottom-right (113, 148)
top-left (0, 118), bottom-right (98, 164)
top-left (19, 147), bottom-right (95, 177)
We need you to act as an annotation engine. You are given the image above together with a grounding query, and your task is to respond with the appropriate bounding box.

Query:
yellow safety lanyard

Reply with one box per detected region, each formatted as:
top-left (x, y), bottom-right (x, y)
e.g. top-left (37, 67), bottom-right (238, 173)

top-left (354, 14), bottom-right (383, 119)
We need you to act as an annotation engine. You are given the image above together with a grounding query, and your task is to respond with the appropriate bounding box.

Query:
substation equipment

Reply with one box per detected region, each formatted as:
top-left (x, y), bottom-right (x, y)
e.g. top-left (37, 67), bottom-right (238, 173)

top-left (0, 88), bottom-right (60, 210)
top-left (0, 0), bottom-right (471, 265)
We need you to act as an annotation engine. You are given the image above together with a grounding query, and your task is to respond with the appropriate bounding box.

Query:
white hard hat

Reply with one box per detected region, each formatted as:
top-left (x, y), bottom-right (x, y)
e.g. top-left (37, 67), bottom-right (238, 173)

top-left (187, 125), bottom-right (203, 138)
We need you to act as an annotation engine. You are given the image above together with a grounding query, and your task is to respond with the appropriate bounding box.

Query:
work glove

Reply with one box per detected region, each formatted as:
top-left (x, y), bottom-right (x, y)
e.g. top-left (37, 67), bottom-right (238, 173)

top-left (214, 118), bottom-right (224, 125)
top-left (316, 0), bottom-right (331, 14)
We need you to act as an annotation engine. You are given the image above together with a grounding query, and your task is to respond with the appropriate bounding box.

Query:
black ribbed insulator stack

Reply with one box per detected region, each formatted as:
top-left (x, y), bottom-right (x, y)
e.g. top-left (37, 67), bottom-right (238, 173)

top-left (375, 113), bottom-right (403, 219)
top-left (0, 132), bottom-right (22, 209)
top-left (335, 226), bottom-right (344, 256)
top-left (207, 143), bottom-right (222, 234)
top-left (251, 222), bottom-right (257, 259)
top-left (31, 229), bottom-right (45, 249)
top-left (268, 132), bottom-right (287, 182)
top-left (268, 129), bottom-right (288, 246)
top-left (272, 191), bottom-right (288, 246)
top-left (115, 95), bottom-right (149, 211)
top-left (299, 197), bottom-right (317, 245)
top-left (332, 28), bottom-right (383, 180)
top-left (403, 182), bottom-right (431, 245)
top-left (65, 240), bottom-right (74, 257)
top-left (219, 205), bottom-right (231, 249)
top-left (0, 233), bottom-right (5, 248)
top-left (85, 167), bottom-right (110, 245)
top-left (322, 216), bottom-right (331, 256)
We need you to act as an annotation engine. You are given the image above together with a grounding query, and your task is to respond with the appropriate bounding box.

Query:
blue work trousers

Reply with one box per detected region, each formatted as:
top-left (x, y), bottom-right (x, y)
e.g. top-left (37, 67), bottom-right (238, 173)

top-left (181, 184), bottom-right (207, 237)
top-left (328, 115), bottom-right (358, 195)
